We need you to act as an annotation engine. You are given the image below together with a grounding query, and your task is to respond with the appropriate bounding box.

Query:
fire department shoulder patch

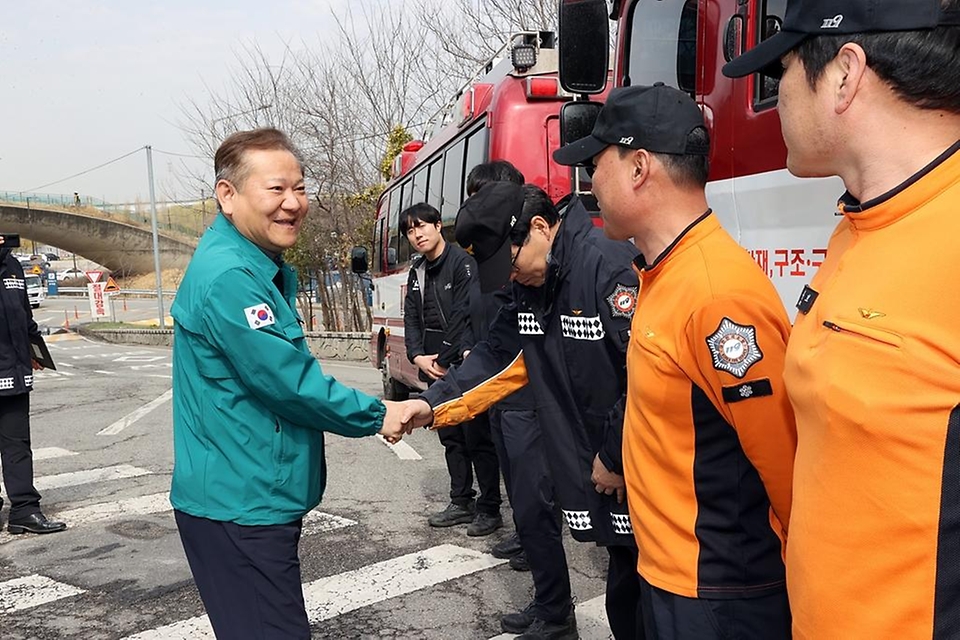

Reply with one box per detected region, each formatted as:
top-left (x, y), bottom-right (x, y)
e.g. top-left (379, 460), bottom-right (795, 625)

top-left (606, 283), bottom-right (639, 319)
top-left (705, 317), bottom-right (763, 378)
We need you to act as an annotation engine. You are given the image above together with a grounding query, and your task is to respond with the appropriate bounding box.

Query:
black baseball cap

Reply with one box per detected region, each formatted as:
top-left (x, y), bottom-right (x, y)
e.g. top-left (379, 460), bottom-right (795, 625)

top-left (723, 0), bottom-right (960, 78)
top-left (454, 181), bottom-right (525, 293)
top-left (552, 84), bottom-right (709, 167)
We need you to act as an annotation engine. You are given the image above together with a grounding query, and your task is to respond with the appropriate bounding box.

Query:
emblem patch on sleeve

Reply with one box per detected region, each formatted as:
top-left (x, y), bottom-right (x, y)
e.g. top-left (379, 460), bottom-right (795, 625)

top-left (606, 283), bottom-right (639, 318)
top-left (705, 317), bottom-right (763, 378)
top-left (244, 303), bottom-right (276, 329)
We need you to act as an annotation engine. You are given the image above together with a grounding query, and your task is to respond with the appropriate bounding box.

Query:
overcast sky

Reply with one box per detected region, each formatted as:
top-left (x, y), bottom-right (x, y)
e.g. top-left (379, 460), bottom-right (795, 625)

top-left (0, 1), bottom-right (351, 204)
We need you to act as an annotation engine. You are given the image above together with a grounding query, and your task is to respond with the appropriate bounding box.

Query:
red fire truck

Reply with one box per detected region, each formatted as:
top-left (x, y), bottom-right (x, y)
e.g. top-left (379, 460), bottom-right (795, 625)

top-left (556, 0), bottom-right (842, 308)
top-left (358, 33), bottom-right (587, 399)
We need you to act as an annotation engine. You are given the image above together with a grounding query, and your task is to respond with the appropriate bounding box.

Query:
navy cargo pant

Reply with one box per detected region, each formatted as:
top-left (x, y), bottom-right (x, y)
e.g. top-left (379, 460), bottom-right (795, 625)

top-left (491, 407), bottom-right (572, 622)
top-left (175, 510), bottom-right (310, 639)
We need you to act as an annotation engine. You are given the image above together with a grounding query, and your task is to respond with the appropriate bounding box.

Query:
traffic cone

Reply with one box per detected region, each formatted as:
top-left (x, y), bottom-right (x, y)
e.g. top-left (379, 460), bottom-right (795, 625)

top-left (64, 310), bottom-right (70, 329)
top-left (74, 305), bottom-right (79, 319)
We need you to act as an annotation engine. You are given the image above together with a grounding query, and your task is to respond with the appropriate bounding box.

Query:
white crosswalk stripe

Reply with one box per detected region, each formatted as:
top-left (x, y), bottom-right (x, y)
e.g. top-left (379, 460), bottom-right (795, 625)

top-left (0, 575), bottom-right (85, 614)
top-left (32, 447), bottom-right (78, 461)
top-left (0, 464), bottom-right (151, 496)
top-left (124, 544), bottom-right (507, 639)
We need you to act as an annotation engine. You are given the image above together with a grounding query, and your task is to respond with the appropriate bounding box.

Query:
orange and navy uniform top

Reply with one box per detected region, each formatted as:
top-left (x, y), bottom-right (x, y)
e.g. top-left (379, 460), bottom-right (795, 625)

top-left (784, 141), bottom-right (960, 639)
top-left (623, 211), bottom-right (796, 599)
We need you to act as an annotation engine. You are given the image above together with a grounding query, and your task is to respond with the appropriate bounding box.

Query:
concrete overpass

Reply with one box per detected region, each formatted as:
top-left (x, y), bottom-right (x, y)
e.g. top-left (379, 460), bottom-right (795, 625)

top-left (0, 202), bottom-right (197, 276)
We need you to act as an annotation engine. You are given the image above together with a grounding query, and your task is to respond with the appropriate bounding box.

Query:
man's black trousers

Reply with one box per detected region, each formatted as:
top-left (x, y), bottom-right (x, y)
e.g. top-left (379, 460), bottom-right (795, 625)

top-left (436, 412), bottom-right (501, 515)
top-left (490, 407), bottom-right (572, 622)
top-left (0, 393), bottom-right (42, 520)
top-left (175, 510), bottom-right (310, 639)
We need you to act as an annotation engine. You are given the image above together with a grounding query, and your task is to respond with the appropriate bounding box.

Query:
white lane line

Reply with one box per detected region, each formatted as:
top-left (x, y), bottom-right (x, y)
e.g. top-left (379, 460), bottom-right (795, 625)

top-left (301, 511), bottom-right (357, 536)
top-left (50, 492), bottom-right (354, 534)
top-left (33, 447), bottom-right (78, 461)
top-left (125, 544), bottom-right (506, 639)
top-left (9, 464), bottom-right (152, 493)
top-left (97, 389), bottom-right (173, 436)
top-left (487, 594), bottom-right (609, 640)
top-left (0, 575), bottom-right (85, 614)
top-left (52, 492), bottom-right (172, 526)
top-left (377, 434), bottom-right (422, 460)
top-left (93, 370), bottom-right (117, 375)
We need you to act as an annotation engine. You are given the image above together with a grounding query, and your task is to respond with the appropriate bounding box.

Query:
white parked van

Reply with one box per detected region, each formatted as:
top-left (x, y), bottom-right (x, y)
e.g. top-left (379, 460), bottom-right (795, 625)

top-left (25, 273), bottom-right (44, 308)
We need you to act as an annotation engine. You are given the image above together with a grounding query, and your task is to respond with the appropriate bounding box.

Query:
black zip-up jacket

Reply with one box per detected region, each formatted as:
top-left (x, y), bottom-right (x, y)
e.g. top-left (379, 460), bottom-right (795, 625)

top-left (0, 249), bottom-right (41, 397)
top-left (403, 242), bottom-right (478, 369)
top-left (421, 197), bottom-right (640, 546)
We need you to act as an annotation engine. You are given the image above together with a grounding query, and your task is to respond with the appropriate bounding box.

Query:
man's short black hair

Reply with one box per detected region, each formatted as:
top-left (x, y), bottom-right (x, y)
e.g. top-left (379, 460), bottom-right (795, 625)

top-left (795, 0), bottom-right (960, 113)
top-left (510, 185), bottom-right (561, 246)
top-left (399, 202), bottom-right (441, 235)
top-left (466, 161), bottom-right (525, 197)
top-left (619, 126), bottom-right (710, 188)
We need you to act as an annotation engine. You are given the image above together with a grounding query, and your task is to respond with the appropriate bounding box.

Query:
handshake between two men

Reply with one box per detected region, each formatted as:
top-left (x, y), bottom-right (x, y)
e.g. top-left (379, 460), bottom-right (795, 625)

top-left (378, 399), bottom-right (436, 444)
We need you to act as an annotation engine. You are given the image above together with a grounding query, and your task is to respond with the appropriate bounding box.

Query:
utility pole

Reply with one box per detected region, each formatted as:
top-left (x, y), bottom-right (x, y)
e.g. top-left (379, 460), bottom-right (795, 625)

top-left (146, 146), bottom-right (166, 329)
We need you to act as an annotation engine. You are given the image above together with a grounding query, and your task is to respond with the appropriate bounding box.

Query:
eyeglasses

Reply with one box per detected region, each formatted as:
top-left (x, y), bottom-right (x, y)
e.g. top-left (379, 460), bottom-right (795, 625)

top-left (510, 243), bottom-right (523, 272)
top-left (584, 165), bottom-right (596, 178)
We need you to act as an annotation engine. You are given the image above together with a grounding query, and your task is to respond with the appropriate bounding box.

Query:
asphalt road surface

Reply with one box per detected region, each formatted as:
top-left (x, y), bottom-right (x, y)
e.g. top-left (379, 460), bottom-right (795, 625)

top-left (0, 333), bottom-right (615, 639)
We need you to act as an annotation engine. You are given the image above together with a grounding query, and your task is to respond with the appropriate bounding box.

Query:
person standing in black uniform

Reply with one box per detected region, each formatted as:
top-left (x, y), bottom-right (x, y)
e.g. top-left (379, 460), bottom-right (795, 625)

top-left (402, 185), bottom-right (644, 640)
top-left (401, 203), bottom-right (503, 536)
top-left (0, 235), bottom-right (66, 534)
top-left (462, 164), bottom-right (576, 634)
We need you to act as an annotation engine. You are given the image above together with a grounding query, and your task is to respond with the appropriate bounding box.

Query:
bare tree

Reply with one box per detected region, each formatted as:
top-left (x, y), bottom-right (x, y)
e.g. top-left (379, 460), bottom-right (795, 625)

top-left (172, 0), bottom-right (560, 331)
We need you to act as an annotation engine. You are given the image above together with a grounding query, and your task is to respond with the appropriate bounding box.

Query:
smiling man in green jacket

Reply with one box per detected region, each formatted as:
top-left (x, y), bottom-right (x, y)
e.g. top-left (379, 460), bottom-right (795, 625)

top-left (170, 127), bottom-right (407, 639)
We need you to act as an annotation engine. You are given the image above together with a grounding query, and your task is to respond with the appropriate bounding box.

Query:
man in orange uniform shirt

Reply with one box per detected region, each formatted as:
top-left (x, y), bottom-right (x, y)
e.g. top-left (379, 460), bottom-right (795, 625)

top-left (724, 0), bottom-right (960, 637)
top-left (554, 84), bottom-right (797, 638)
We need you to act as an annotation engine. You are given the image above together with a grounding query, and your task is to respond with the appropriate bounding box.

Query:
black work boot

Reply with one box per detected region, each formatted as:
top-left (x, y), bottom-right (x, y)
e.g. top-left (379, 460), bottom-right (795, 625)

top-left (427, 501), bottom-right (475, 527)
top-left (491, 532), bottom-right (523, 559)
top-left (467, 512), bottom-right (503, 537)
top-left (501, 602), bottom-right (538, 634)
top-left (517, 611), bottom-right (578, 640)
top-left (509, 550), bottom-right (530, 571)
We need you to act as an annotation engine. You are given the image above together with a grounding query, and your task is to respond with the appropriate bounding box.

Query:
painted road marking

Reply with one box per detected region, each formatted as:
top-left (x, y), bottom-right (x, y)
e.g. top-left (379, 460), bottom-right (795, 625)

top-left (49, 492), bottom-right (356, 536)
top-left (377, 434), bottom-right (422, 460)
top-left (487, 594), bottom-right (609, 639)
top-left (124, 544), bottom-right (506, 639)
top-left (0, 575), bottom-right (85, 614)
top-left (97, 389), bottom-right (172, 436)
top-left (32, 447), bottom-right (78, 461)
top-left (20, 464), bottom-right (152, 492)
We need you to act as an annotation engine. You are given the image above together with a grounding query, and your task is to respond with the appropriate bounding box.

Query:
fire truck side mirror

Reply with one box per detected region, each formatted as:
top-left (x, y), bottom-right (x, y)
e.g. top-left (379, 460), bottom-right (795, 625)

top-left (558, 0), bottom-right (609, 95)
top-left (351, 246), bottom-right (369, 274)
top-left (559, 101), bottom-right (603, 148)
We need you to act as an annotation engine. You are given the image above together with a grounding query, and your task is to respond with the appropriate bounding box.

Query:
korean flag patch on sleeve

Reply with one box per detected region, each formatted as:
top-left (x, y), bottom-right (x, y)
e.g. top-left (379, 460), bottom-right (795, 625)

top-left (244, 303), bottom-right (276, 329)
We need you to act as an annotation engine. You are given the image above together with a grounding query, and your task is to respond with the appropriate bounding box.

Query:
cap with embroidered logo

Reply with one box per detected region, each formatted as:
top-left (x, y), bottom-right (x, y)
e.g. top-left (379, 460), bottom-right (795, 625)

top-left (552, 84), bottom-right (709, 168)
top-left (723, 0), bottom-right (960, 78)
top-left (454, 181), bottom-right (525, 293)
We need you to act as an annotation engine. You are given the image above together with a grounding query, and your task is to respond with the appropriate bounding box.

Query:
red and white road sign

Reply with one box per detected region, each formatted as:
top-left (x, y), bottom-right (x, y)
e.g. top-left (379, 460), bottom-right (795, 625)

top-left (85, 270), bottom-right (103, 283)
top-left (88, 282), bottom-right (109, 318)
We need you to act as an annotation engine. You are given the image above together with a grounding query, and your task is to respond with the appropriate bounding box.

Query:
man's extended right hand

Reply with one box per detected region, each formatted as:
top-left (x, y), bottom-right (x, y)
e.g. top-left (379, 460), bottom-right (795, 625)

top-left (399, 399), bottom-right (434, 433)
top-left (413, 354), bottom-right (445, 380)
top-left (380, 400), bottom-right (409, 443)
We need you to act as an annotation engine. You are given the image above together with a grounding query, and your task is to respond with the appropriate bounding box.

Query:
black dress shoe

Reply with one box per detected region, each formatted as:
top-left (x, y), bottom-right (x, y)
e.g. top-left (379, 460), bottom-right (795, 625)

top-left (491, 532), bottom-right (523, 559)
top-left (427, 501), bottom-right (476, 527)
top-left (8, 512), bottom-right (67, 535)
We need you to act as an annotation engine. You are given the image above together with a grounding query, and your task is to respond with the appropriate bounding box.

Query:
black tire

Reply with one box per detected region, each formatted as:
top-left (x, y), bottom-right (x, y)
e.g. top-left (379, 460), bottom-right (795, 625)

top-left (382, 368), bottom-right (410, 401)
